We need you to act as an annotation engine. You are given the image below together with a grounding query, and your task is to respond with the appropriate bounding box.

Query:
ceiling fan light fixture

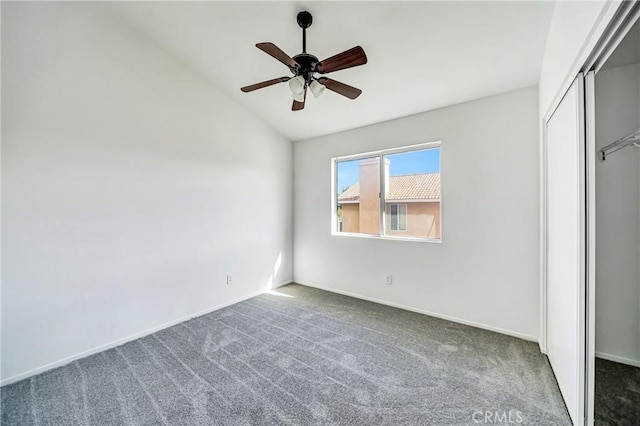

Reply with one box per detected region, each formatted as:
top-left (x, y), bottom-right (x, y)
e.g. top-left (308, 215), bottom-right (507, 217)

top-left (240, 11), bottom-right (367, 111)
top-left (288, 75), bottom-right (306, 94)
top-left (309, 80), bottom-right (325, 98)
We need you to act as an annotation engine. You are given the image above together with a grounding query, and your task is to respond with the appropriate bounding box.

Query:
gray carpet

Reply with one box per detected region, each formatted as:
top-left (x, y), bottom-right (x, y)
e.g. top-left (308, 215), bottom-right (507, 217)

top-left (595, 357), bottom-right (640, 425)
top-left (1, 284), bottom-right (571, 425)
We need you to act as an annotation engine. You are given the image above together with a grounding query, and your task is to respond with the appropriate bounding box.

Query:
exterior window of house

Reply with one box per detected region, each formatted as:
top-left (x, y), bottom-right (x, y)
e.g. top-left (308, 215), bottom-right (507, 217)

top-left (333, 142), bottom-right (441, 241)
top-left (390, 204), bottom-right (407, 231)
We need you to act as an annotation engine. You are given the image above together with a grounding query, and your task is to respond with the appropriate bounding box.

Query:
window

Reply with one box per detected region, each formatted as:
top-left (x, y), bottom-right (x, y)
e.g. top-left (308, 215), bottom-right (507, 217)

top-left (390, 204), bottom-right (407, 231)
top-left (333, 142), bottom-right (441, 241)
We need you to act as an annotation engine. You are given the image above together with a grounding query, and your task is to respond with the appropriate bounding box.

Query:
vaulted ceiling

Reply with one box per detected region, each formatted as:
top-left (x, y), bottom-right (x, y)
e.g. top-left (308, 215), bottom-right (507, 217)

top-left (105, 1), bottom-right (555, 141)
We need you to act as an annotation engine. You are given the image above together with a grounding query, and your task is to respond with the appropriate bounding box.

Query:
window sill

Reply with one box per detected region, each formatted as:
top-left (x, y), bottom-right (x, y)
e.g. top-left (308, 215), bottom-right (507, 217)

top-left (332, 232), bottom-right (442, 243)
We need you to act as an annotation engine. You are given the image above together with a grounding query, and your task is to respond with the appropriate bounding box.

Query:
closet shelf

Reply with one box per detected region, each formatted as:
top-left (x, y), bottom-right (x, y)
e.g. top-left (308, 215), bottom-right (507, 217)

top-left (599, 128), bottom-right (640, 162)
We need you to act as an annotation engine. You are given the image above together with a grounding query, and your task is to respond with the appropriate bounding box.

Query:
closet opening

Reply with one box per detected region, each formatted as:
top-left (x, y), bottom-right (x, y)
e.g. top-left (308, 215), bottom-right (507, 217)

top-left (592, 16), bottom-right (640, 426)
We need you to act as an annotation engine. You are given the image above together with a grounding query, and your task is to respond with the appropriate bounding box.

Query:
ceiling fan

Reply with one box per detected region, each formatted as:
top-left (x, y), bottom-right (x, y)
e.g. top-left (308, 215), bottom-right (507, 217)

top-left (240, 11), bottom-right (367, 111)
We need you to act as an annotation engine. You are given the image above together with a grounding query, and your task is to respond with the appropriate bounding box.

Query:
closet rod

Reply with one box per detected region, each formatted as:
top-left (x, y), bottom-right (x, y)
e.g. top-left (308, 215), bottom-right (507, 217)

top-left (599, 128), bottom-right (640, 162)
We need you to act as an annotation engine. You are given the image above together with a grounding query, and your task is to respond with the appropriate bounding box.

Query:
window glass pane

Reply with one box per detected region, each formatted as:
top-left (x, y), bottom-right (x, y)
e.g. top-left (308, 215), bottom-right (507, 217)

top-left (336, 156), bottom-right (380, 235)
top-left (390, 204), bottom-right (399, 230)
top-left (334, 145), bottom-right (441, 240)
top-left (398, 205), bottom-right (407, 230)
top-left (383, 148), bottom-right (440, 239)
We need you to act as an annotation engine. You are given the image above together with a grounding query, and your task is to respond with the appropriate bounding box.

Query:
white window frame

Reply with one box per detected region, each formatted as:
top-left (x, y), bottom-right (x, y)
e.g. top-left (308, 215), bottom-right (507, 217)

top-left (331, 141), bottom-right (441, 243)
top-left (390, 204), bottom-right (407, 231)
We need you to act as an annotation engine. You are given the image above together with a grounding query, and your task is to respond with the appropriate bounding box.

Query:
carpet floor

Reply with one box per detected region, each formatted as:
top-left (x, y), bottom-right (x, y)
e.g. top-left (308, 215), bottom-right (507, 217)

top-left (1, 284), bottom-right (571, 425)
top-left (595, 357), bottom-right (640, 425)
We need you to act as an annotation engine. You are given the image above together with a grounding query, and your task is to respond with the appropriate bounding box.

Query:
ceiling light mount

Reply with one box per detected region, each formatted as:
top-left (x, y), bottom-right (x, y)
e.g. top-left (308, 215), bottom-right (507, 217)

top-left (297, 11), bottom-right (313, 29)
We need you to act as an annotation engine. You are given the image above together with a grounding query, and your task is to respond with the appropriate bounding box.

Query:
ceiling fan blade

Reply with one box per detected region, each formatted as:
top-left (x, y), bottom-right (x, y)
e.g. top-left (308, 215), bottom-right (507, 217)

top-left (256, 43), bottom-right (298, 69)
top-left (316, 46), bottom-right (367, 74)
top-left (292, 87), bottom-right (307, 111)
top-left (241, 77), bottom-right (290, 93)
top-left (317, 77), bottom-right (362, 99)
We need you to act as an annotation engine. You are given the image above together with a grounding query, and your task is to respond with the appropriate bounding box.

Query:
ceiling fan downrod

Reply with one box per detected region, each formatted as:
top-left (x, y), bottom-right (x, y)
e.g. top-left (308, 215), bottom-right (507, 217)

top-left (297, 11), bottom-right (313, 54)
top-left (292, 11), bottom-right (319, 86)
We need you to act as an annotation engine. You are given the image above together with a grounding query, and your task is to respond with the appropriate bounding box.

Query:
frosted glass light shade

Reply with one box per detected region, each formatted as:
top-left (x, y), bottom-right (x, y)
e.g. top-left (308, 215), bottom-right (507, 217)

top-left (288, 76), bottom-right (305, 94)
top-left (309, 80), bottom-right (325, 98)
top-left (291, 91), bottom-right (305, 102)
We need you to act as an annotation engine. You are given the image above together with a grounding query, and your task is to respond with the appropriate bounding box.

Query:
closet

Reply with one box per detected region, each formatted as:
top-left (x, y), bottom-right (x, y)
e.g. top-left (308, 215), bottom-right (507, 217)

top-left (542, 4), bottom-right (640, 424)
top-left (593, 18), bottom-right (640, 426)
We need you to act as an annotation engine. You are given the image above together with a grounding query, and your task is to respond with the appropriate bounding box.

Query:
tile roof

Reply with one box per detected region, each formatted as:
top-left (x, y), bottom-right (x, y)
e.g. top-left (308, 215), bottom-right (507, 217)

top-left (337, 183), bottom-right (361, 202)
top-left (338, 173), bottom-right (440, 202)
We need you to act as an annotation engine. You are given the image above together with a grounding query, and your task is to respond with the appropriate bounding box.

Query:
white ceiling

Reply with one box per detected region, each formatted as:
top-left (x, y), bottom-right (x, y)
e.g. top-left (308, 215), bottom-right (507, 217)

top-left (104, 1), bottom-right (555, 141)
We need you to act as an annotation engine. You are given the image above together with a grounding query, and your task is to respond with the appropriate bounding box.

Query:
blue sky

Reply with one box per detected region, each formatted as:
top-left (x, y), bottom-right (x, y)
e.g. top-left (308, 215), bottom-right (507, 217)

top-left (337, 148), bottom-right (440, 194)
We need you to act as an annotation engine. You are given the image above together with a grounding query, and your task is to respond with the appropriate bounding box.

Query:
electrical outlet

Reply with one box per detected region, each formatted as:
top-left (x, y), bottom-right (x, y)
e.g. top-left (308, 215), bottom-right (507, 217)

top-left (385, 275), bottom-right (393, 285)
top-left (226, 274), bottom-right (232, 285)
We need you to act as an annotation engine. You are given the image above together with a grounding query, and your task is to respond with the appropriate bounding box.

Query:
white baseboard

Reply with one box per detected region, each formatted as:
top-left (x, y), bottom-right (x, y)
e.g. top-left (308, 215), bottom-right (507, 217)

top-left (295, 281), bottom-right (538, 343)
top-left (539, 342), bottom-right (548, 355)
top-left (0, 282), bottom-right (291, 387)
top-left (596, 351), bottom-right (640, 368)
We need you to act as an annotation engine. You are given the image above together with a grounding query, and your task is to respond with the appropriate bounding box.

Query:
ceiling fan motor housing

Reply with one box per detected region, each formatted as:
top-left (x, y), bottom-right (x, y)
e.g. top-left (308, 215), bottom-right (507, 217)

top-left (292, 53), bottom-right (319, 82)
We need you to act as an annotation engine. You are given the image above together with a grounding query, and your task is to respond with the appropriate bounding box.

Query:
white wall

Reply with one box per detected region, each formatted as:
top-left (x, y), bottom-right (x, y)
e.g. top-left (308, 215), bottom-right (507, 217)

top-left (293, 87), bottom-right (540, 340)
top-left (595, 62), bottom-right (640, 365)
top-left (539, 0), bottom-right (618, 118)
top-left (1, 2), bottom-right (292, 383)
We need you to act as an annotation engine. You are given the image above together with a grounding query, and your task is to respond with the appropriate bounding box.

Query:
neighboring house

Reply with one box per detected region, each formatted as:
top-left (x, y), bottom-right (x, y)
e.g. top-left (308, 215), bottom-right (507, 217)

top-left (338, 158), bottom-right (441, 239)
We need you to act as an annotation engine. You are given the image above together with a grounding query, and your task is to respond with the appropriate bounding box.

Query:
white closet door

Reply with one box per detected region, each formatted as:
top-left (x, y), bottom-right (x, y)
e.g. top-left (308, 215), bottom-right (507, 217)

top-left (545, 74), bottom-right (586, 426)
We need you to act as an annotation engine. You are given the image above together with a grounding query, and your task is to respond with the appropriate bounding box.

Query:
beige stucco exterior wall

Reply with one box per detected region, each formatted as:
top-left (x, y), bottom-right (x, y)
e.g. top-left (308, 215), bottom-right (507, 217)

top-left (358, 159), bottom-right (381, 234)
top-left (340, 201), bottom-right (441, 239)
top-left (341, 204), bottom-right (360, 233)
top-left (385, 202), bottom-right (441, 239)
